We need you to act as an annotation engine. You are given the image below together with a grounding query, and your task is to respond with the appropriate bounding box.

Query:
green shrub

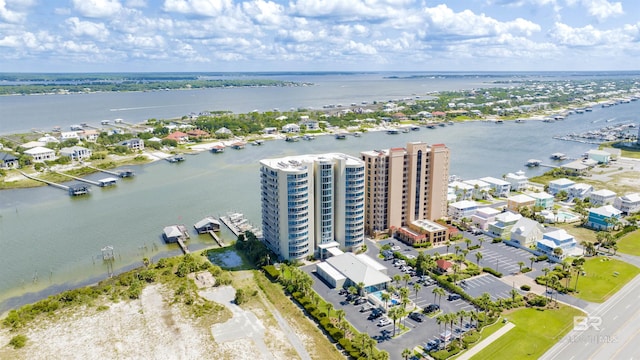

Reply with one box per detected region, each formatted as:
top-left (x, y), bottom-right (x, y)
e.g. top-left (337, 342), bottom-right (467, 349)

top-left (536, 254), bottom-right (548, 262)
top-left (468, 244), bottom-right (481, 250)
top-left (492, 237), bottom-right (502, 243)
top-left (520, 284), bottom-right (531, 291)
top-left (262, 265), bottom-right (280, 279)
top-left (482, 267), bottom-right (503, 278)
top-left (520, 267), bottom-right (532, 273)
top-left (9, 334), bottom-right (27, 349)
top-left (234, 289), bottom-right (246, 305)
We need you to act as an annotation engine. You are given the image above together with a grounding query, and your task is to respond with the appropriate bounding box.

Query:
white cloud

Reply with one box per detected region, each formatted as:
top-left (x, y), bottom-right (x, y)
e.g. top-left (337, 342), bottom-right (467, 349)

top-left (548, 22), bottom-right (635, 46)
top-left (578, 0), bottom-right (623, 21)
top-left (242, 0), bottom-right (284, 26)
top-left (0, 0), bottom-right (28, 23)
top-left (163, 0), bottom-right (232, 17)
top-left (72, 0), bottom-right (123, 18)
top-left (66, 17), bottom-right (110, 41)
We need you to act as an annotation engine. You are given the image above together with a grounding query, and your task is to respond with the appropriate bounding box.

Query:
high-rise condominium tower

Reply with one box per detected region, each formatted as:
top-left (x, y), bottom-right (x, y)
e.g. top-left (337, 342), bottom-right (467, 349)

top-left (360, 142), bottom-right (449, 236)
top-left (260, 153), bottom-right (365, 260)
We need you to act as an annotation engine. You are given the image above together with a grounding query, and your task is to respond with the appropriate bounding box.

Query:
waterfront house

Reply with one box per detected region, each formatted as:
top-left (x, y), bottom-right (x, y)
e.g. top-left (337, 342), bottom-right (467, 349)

top-left (506, 194), bottom-right (535, 212)
top-left (448, 200), bottom-right (479, 220)
top-left (165, 131), bottom-right (189, 144)
top-left (281, 123), bottom-right (301, 133)
top-left (536, 229), bottom-right (577, 261)
top-left (0, 152), bottom-right (18, 169)
top-left (614, 193), bottom-right (640, 215)
top-left (568, 183), bottom-right (593, 200)
top-left (186, 129), bottom-right (210, 139)
top-left (463, 179), bottom-right (491, 200)
top-left (488, 211), bottom-right (523, 239)
top-left (586, 149), bottom-right (611, 164)
top-left (526, 192), bottom-right (555, 210)
top-left (561, 161), bottom-right (590, 176)
top-left (20, 141), bottom-right (46, 149)
top-left (60, 146), bottom-right (92, 161)
top-left (38, 135), bottom-right (60, 144)
top-left (60, 131), bottom-right (80, 141)
top-left (449, 181), bottom-right (474, 201)
top-left (214, 127), bottom-right (233, 137)
top-left (262, 127), bottom-right (277, 135)
top-left (119, 138), bottom-right (145, 151)
top-left (80, 129), bottom-right (99, 142)
top-left (586, 205), bottom-right (622, 231)
top-left (590, 189), bottom-right (617, 206)
top-left (299, 118), bottom-right (319, 131)
top-left (504, 170), bottom-right (528, 192)
top-left (509, 217), bottom-right (544, 249)
top-left (471, 207), bottom-right (501, 231)
top-left (23, 146), bottom-right (56, 162)
top-left (479, 176), bottom-right (511, 197)
top-left (548, 178), bottom-right (575, 195)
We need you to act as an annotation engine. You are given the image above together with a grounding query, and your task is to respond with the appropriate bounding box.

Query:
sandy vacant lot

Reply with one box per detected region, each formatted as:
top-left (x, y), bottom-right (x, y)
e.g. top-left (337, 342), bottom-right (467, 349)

top-left (0, 272), bottom-right (313, 360)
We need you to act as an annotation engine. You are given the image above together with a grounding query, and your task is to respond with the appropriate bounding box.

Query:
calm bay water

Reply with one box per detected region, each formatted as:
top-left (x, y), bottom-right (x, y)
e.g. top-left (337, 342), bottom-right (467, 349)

top-left (1, 72), bottom-right (639, 312)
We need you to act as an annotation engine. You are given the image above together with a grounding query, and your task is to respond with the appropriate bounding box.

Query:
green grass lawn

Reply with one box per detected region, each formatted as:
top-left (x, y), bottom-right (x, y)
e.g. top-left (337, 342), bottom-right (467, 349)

top-left (617, 229), bottom-right (640, 256)
top-left (471, 306), bottom-right (584, 360)
top-left (573, 257), bottom-right (640, 302)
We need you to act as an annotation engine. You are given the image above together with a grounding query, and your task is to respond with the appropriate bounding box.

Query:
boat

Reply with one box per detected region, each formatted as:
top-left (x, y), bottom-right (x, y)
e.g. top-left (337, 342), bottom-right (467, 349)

top-left (285, 136), bottom-right (300, 142)
top-left (387, 129), bottom-right (400, 135)
top-left (494, 120), bottom-right (504, 124)
top-left (230, 142), bottom-right (246, 150)
top-left (302, 134), bottom-right (315, 140)
top-left (166, 155), bottom-right (185, 163)
top-left (251, 140), bottom-right (264, 146)
top-left (585, 107), bottom-right (593, 112)
top-left (447, 121), bottom-right (454, 125)
top-left (426, 124), bottom-right (436, 129)
top-left (515, 119), bottom-right (526, 123)
top-left (411, 125), bottom-right (421, 131)
top-left (335, 133), bottom-right (347, 140)
top-left (550, 153), bottom-right (567, 160)
top-left (353, 131), bottom-right (362, 137)
top-left (402, 127), bottom-right (410, 133)
top-left (438, 122), bottom-right (446, 127)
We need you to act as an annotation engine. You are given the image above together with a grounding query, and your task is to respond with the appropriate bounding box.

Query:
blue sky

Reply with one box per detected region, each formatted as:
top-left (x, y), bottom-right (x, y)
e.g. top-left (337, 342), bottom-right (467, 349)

top-left (0, 0), bottom-right (638, 72)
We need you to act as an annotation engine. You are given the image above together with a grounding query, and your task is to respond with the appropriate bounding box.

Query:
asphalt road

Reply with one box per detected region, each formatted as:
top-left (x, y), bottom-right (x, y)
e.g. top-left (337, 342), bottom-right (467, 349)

top-left (540, 273), bottom-right (640, 360)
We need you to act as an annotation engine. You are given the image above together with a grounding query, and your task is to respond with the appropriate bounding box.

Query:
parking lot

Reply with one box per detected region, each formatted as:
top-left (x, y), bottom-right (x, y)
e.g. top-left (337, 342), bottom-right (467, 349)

top-left (460, 274), bottom-right (525, 301)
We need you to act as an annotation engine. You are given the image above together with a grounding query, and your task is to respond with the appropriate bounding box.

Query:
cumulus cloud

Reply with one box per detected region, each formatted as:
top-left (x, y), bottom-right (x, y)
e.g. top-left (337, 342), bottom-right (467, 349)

top-left (163, 0), bottom-right (232, 17)
top-left (578, 0), bottom-right (623, 21)
top-left (0, 0), bottom-right (29, 23)
top-left (72, 0), bottom-right (123, 18)
top-left (548, 22), bottom-right (634, 46)
top-left (66, 17), bottom-right (110, 41)
top-left (242, 0), bottom-right (284, 26)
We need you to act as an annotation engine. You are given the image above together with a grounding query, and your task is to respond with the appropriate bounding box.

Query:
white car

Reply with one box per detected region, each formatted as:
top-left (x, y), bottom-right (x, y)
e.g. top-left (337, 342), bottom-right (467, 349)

top-left (377, 318), bottom-right (392, 327)
top-left (391, 245), bottom-right (401, 251)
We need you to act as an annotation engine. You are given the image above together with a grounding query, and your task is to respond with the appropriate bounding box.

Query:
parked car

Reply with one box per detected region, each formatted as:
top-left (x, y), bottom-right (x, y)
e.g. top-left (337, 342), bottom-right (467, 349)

top-left (377, 318), bottom-right (392, 327)
top-left (368, 309), bottom-right (384, 320)
top-left (424, 304), bottom-right (440, 313)
top-left (354, 297), bottom-right (368, 305)
top-left (338, 288), bottom-right (348, 295)
top-left (346, 294), bottom-right (358, 302)
top-left (424, 339), bottom-right (441, 351)
top-left (447, 294), bottom-right (462, 301)
top-left (391, 245), bottom-right (401, 251)
top-left (408, 312), bottom-right (425, 322)
top-left (359, 304), bottom-right (374, 313)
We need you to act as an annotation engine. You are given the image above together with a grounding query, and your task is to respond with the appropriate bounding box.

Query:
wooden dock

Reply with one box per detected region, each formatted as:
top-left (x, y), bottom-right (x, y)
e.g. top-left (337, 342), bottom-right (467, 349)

top-left (54, 172), bottom-right (101, 186)
top-left (207, 230), bottom-right (225, 247)
top-left (176, 238), bottom-right (190, 254)
top-left (88, 165), bottom-right (135, 178)
top-left (19, 171), bottom-right (70, 191)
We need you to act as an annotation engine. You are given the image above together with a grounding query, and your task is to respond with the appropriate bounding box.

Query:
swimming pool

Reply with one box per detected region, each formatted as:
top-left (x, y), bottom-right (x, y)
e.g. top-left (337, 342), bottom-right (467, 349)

top-left (556, 211), bottom-right (580, 223)
top-left (371, 290), bottom-right (399, 305)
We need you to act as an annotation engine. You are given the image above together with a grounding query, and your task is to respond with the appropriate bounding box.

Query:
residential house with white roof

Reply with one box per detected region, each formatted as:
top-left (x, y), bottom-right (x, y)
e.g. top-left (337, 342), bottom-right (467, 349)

top-left (537, 229), bottom-right (577, 261)
top-left (299, 117), bottom-right (319, 131)
top-left (488, 211), bottom-right (523, 239)
top-left (60, 146), bottom-right (92, 161)
top-left (448, 200), bottom-right (479, 220)
top-left (507, 194), bottom-right (535, 212)
top-left (569, 183), bottom-right (593, 200)
top-left (479, 176), bottom-right (511, 197)
top-left (509, 217), bottom-right (544, 249)
top-left (214, 127), bottom-right (233, 137)
top-left (548, 178), bottom-right (575, 195)
top-left (80, 129), bottom-right (100, 142)
top-left (471, 207), bottom-right (501, 231)
top-left (37, 135), bottom-right (60, 144)
top-left (586, 205), bottom-right (623, 231)
top-left (526, 192), bottom-right (555, 209)
top-left (449, 181), bottom-right (474, 201)
top-left (281, 123), bottom-right (301, 133)
top-left (463, 179), bottom-right (491, 200)
top-left (590, 189), bottom-right (617, 206)
top-left (586, 149), bottom-right (611, 164)
top-left (614, 193), bottom-right (640, 215)
top-left (505, 170), bottom-right (528, 192)
top-left (23, 146), bottom-right (56, 162)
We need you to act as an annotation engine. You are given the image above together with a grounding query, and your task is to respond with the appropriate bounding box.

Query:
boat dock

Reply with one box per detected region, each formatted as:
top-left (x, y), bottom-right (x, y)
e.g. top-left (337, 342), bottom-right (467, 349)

top-left (207, 230), bottom-right (225, 247)
top-left (219, 212), bottom-right (263, 239)
top-left (177, 238), bottom-right (190, 254)
top-left (54, 172), bottom-right (110, 187)
top-left (19, 171), bottom-right (70, 191)
top-left (88, 165), bottom-right (135, 178)
top-left (19, 170), bottom-right (90, 195)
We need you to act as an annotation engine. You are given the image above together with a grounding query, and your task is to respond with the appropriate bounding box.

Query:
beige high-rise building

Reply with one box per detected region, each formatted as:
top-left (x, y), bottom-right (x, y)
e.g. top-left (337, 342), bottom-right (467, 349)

top-left (360, 142), bottom-right (449, 236)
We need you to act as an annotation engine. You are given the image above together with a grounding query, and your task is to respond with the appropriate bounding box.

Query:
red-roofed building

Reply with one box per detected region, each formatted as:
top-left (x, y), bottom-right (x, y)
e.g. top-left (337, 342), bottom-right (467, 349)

top-left (435, 259), bottom-right (453, 274)
top-left (165, 131), bottom-right (189, 144)
top-left (186, 129), bottom-right (210, 139)
top-left (432, 111), bottom-right (447, 117)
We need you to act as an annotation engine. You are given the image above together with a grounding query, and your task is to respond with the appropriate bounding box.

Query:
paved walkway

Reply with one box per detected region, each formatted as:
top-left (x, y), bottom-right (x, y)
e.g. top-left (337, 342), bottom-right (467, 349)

top-left (456, 321), bottom-right (515, 360)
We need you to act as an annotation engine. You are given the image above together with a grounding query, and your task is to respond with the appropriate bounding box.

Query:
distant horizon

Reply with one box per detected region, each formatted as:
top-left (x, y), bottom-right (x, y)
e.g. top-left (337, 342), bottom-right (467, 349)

top-left (2, 70), bottom-right (640, 75)
top-left (1, 1), bottom-right (638, 72)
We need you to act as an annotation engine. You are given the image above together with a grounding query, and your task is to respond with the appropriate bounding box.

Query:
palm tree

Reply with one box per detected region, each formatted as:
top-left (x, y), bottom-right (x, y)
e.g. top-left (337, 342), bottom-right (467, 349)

top-left (510, 288), bottom-right (519, 302)
top-left (518, 261), bottom-right (525, 273)
top-left (402, 348), bottom-right (412, 360)
top-left (553, 247), bottom-right (563, 259)
top-left (574, 265), bottom-right (584, 292)
top-left (388, 307), bottom-right (401, 337)
top-left (402, 273), bottom-right (411, 288)
top-left (336, 309), bottom-right (345, 324)
top-left (475, 251), bottom-right (483, 266)
top-left (457, 310), bottom-right (467, 344)
top-left (529, 256), bottom-right (536, 270)
top-left (367, 338), bottom-right (377, 358)
top-left (465, 238), bottom-right (472, 249)
top-left (358, 282), bottom-right (366, 296)
top-left (454, 245), bottom-right (461, 255)
top-left (393, 274), bottom-right (402, 288)
top-left (413, 282), bottom-right (421, 300)
top-left (381, 291), bottom-right (391, 310)
top-left (326, 302), bottom-right (334, 318)
top-left (399, 287), bottom-right (410, 305)
top-left (434, 287), bottom-right (446, 307)
top-left (436, 313), bottom-right (448, 345)
top-left (478, 237), bottom-right (485, 248)
top-left (542, 267), bottom-right (550, 294)
top-left (445, 241), bottom-right (451, 254)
